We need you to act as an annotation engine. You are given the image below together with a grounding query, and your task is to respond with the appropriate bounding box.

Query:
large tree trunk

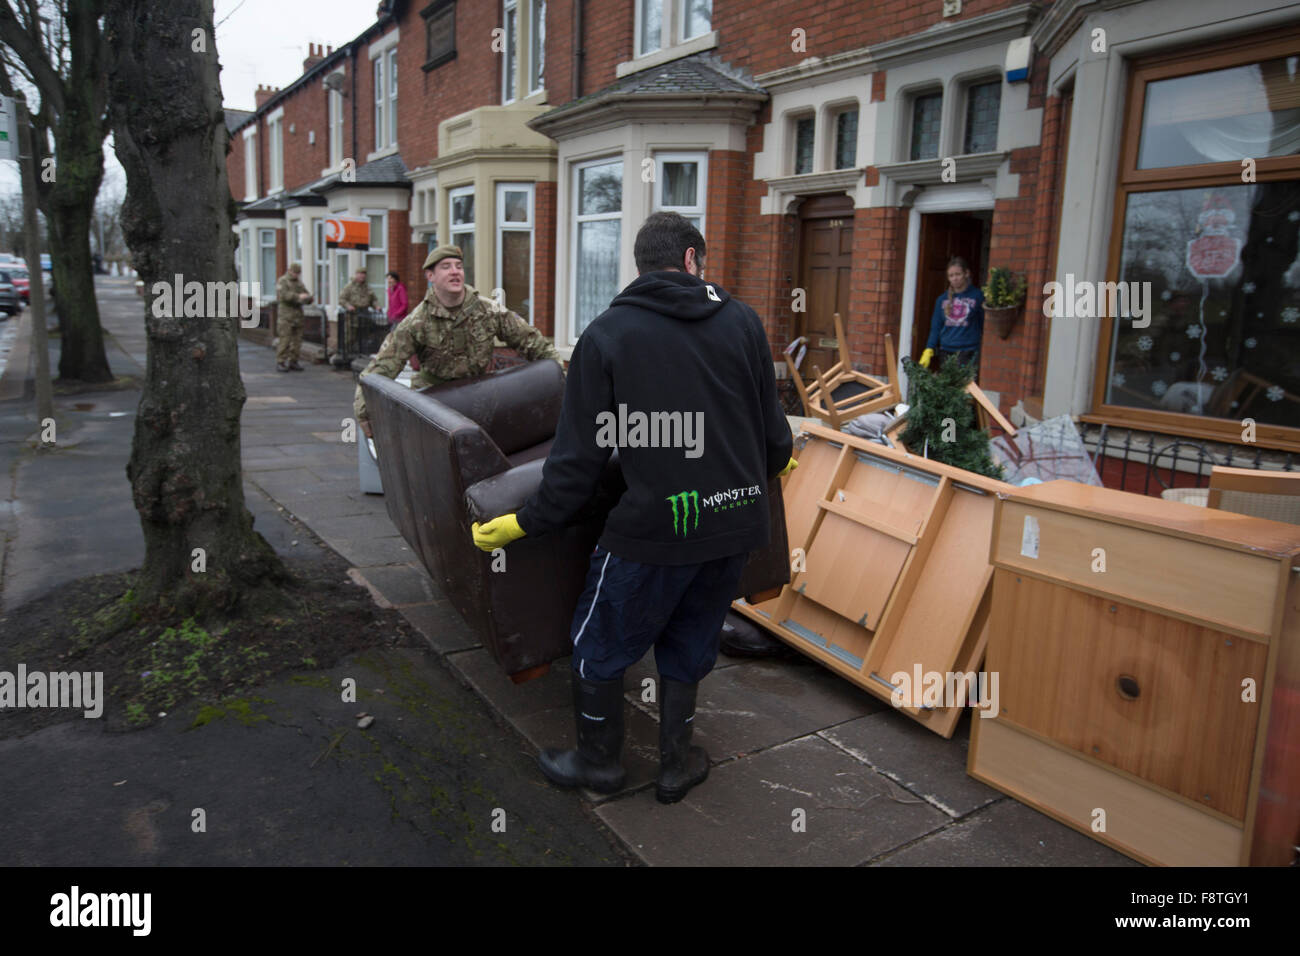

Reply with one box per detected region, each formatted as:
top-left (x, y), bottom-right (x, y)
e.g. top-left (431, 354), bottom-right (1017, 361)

top-left (105, 0), bottom-right (286, 613)
top-left (30, 0), bottom-right (115, 383)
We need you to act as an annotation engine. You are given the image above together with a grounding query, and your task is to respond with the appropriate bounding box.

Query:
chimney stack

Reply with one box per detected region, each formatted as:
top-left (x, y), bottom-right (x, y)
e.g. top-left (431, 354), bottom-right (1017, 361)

top-left (303, 41), bottom-right (326, 75)
top-left (254, 84), bottom-right (280, 109)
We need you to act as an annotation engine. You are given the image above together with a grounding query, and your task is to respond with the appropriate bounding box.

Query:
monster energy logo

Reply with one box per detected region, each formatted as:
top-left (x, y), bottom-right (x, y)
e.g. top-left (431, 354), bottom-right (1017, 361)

top-left (666, 491), bottom-right (700, 537)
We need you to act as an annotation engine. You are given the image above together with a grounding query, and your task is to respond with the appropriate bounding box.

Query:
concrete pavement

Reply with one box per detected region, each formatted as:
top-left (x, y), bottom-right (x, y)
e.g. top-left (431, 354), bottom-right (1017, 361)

top-left (0, 277), bottom-right (1135, 866)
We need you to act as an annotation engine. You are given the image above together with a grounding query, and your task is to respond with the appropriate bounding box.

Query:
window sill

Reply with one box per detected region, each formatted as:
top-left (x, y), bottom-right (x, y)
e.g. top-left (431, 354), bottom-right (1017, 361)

top-left (422, 50), bottom-right (457, 73)
top-left (365, 145), bottom-right (400, 163)
top-left (615, 31), bottom-right (718, 78)
top-left (1081, 408), bottom-right (1300, 455)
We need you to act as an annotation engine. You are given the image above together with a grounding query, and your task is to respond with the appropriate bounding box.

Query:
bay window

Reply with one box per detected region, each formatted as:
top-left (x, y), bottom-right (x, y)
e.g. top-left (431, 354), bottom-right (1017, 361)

top-left (572, 158), bottom-right (622, 338)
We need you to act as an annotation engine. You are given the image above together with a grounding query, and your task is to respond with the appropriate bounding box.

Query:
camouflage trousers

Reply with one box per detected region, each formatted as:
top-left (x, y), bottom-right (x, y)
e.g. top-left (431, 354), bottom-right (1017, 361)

top-left (276, 316), bottom-right (303, 364)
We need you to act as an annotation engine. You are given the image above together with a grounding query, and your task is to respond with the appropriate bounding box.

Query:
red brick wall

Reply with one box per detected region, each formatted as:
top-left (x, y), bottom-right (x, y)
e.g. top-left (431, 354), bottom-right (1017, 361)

top-left (392, 2), bottom-right (503, 169)
top-left (714, 0), bottom-right (1023, 76)
top-left (534, 180), bottom-right (557, 336)
top-left (227, 128), bottom-right (247, 199)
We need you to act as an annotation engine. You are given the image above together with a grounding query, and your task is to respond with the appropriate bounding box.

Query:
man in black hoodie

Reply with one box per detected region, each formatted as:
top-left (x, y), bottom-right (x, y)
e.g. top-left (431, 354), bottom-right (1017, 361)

top-left (472, 212), bottom-right (794, 803)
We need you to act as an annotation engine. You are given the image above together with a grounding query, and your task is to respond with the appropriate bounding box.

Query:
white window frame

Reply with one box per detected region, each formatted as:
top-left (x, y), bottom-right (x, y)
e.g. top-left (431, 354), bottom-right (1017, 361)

top-left (368, 29), bottom-right (400, 156)
top-left (258, 227), bottom-right (277, 301)
top-left (529, 0), bottom-right (546, 95)
top-left (569, 156), bottom-right (623, 342)
top-left (503, 0), bottom-right (519, 104)
top-left (677, 0), bottom-right (711, 43)
top-left (387, 48), bottom-right (398, 148)
top-left (495, 182), bottom-right (535, 323)
top-left (242, 127), bottom-right (257, 201)
top-left (313, 218), bottom-right (331, 306)
top-left (328, 85), bottom-right (344, 170)
top-left (653, 151), bottom-right (707, 238)
top-left (448, 184), bottom-right (476, 278)
top-left (267, 109), bottom-right (284, 194)
top-left (363, 208), bottom-right (388, 304)
top-left (635, 0), bottom-right (663, 57)
top-left (291, 220), bottom-right (302, 264)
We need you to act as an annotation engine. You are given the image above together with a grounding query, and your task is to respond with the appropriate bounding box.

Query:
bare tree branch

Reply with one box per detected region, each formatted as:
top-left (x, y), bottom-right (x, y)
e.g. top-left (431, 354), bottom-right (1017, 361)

top-left (0, 0), bottom-right (65, 114)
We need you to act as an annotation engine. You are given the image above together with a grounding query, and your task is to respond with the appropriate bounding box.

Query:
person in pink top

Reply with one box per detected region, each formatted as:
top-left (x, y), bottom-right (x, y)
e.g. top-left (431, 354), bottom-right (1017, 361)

top-left (386, 271), bottom-right (409, 326)
top-left (386, 270), bottom-right (416, 371)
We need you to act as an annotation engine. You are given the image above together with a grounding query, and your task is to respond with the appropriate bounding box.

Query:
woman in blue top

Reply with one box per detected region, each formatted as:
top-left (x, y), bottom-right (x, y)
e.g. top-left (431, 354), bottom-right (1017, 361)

top-left (919, 256), bottom-right (984, 379)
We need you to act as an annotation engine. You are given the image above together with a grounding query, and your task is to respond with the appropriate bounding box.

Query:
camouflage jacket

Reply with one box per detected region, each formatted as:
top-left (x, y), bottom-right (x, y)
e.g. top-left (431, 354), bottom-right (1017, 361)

top-left (339, 279), bottom-right (377, 312)
top-left (276, 273), bottom-right (311, 322)
top-left (354, 285), bottom-right (559, 426)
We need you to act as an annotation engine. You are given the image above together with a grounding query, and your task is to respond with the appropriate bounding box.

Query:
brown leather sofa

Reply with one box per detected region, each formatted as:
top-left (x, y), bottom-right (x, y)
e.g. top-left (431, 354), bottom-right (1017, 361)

top-left (361, 359), bottom-right (789, 682)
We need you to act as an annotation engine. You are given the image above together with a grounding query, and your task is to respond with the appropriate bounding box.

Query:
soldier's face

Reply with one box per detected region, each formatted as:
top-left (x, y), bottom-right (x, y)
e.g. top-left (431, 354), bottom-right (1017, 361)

top-left (354, 271), bottom-right (367, 284)
top-left (431, 257), bottom-right (465, 300)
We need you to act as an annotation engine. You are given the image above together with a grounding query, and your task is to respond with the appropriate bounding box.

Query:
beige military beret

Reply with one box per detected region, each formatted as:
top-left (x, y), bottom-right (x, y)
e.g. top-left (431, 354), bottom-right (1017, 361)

top-left (422, 244), bottom-right (463, 271)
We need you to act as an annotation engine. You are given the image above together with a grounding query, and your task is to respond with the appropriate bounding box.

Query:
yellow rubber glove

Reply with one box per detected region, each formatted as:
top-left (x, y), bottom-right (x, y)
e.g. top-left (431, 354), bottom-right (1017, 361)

top-left (919, 348), bottom-right (934, 369)
top-left (472, 514), bottom-right (526, 552)
top-left (778, 456), bottom-right (799, 478)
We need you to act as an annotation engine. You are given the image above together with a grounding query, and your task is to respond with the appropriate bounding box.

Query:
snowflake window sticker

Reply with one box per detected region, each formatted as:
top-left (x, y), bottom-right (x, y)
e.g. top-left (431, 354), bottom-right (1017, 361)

top-left (1245, 337), bottom-right (1257, 349)
top-left (1169, 351), bottom-right (1181, 362)
top-left (1212, 366), bottom-right (1229, 382)
top-left (1113, 372), bottom-right (1126, 387)
top-left (1152, 380), bottom-right (1169, 397)
top-left (1186, 324), bottom-right (1203, 338)
top-left (1137, 335), bottom-right (1154, 351)
top-left (1268, 385), bottom-right (1285, 403)
top-left (1284, 307), bottom-right (1299, 324)
top-left (1160, 289), bottom-right (1173, 301)
top-left (1291, 211), bottom-right (1300, 222)
top-left (1242, 282), bottom-right (1257, 294)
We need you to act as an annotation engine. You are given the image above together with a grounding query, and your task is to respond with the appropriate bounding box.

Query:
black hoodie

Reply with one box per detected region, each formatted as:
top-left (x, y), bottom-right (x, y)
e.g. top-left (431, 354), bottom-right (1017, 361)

top-left (516, 270), bottom-right (793, 565)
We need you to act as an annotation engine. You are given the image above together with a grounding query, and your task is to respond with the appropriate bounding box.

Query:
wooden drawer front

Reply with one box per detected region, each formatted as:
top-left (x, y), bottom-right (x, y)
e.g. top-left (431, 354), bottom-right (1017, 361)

top-left (994, 500), bottom-right (1279, 637)
top-left (989, 571), bottom-right (1265, 820)
top-left (797, 511), bottom-right (910, 630)
top-left (971, 718), bottom-right (1242, 867)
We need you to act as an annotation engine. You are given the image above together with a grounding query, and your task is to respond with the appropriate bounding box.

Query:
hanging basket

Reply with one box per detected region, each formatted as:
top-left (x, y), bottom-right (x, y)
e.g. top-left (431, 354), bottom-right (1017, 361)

top-left (986, 303), bottom-right (1021, 339)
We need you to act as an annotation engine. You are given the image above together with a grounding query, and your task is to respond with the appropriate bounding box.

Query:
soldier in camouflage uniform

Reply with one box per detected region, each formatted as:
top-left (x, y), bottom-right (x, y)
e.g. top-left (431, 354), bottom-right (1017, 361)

top-left (339, 268), bottom-right (378, 313)
top-left (275, 263), bottom-right (313, 371)
top-left (354, 245), bottom-right (559, 437)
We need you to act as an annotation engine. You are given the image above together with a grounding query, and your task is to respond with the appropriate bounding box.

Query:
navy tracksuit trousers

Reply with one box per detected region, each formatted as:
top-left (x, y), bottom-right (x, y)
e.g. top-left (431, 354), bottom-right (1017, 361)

top-left (569, 546), bottom-right (748, 683)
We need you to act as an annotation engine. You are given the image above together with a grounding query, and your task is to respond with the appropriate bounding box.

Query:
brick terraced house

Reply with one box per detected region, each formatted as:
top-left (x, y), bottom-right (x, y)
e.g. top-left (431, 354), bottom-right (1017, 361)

top-left (227, 0), bottom-right (1300, 485)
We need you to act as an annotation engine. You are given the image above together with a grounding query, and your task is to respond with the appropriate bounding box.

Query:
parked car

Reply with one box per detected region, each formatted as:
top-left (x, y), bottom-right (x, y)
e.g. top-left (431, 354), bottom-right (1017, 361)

top-left (0, 271), bottom-right (20, 317)
top-left (7, 266), bottom-right (30, 303)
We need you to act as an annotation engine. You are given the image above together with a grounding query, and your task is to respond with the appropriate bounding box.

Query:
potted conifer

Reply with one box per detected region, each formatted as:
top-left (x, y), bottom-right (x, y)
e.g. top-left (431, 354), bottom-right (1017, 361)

top-left (983, 267), bottom-right (1027, 339)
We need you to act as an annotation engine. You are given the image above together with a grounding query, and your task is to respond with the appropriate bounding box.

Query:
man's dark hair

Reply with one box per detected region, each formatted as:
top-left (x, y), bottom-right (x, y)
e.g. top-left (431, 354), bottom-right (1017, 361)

top-left (386, 271), bottom-right (400, 282)
top-left (634, 212), bottom-right (706, 274)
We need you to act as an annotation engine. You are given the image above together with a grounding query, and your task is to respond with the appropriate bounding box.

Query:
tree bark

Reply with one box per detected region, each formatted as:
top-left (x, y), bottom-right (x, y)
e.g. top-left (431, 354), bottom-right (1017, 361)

top-left (0, 0), bottom-right (116, 383)
top-left (105, 0), bottom-right (286, 613)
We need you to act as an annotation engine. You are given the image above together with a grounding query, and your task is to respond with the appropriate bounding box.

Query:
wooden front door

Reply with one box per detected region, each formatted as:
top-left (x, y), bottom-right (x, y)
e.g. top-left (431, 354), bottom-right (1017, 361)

top-left (796, 195), bottom-right (855, 377)
top-left (912, 213), bottom-right (985, 362)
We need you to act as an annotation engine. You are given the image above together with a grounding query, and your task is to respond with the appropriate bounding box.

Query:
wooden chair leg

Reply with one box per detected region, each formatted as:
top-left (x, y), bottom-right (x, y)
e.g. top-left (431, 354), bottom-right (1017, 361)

top-left (884, 333), bottom-right (899, 404)
top-left (785, 353), bottom-right (813, 416)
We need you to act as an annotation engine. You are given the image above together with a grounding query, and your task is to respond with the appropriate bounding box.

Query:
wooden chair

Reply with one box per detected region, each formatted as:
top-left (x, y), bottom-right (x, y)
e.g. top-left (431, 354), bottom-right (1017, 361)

top-left (784, 312), bottom-right (900, 430)
top-left (1206, 465), bottom-right (1300, 525)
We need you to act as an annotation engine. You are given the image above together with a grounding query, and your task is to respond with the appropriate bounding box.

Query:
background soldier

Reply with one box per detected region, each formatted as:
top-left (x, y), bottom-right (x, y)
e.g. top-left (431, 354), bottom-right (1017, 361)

top-left (275, 263), bottom-right (313, 372)
top-left (353, 245), bottom-right (558, 438)
top-left (339, 268), bottom-right (377, 314)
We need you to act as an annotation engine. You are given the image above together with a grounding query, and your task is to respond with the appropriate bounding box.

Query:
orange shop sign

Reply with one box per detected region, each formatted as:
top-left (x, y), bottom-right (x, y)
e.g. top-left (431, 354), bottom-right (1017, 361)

top-left (324, 217), bottom-right (370, 250)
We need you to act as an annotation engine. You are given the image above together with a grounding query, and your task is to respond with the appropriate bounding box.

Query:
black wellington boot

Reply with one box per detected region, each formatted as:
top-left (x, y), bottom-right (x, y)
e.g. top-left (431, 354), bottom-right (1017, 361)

top-left (656, 677), bottom-right (710, 804)
top-left (538, 675), bottom-right (626, 794)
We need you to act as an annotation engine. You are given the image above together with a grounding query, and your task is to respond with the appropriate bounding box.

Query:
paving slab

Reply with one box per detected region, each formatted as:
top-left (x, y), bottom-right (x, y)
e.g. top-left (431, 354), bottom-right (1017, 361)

top-left (820, 710), bottom-right (1001, 819)
top-left (348, 563), bottom-right (440, 607)
top-left (872, 797), bottom-right (1139, 867)
top-left (596, 734), bottom-right (949, 866)
top-left (399, 601), bottom-right (481, 655)
top-left (447, 647), bottom-right (663, 801)
top-left (680, 655), bottom-right (885, 760)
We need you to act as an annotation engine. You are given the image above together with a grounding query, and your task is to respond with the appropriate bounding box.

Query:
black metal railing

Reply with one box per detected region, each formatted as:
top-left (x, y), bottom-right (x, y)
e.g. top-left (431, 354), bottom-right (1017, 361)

top-left (1075, 421), bottom-right (1297, 496)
